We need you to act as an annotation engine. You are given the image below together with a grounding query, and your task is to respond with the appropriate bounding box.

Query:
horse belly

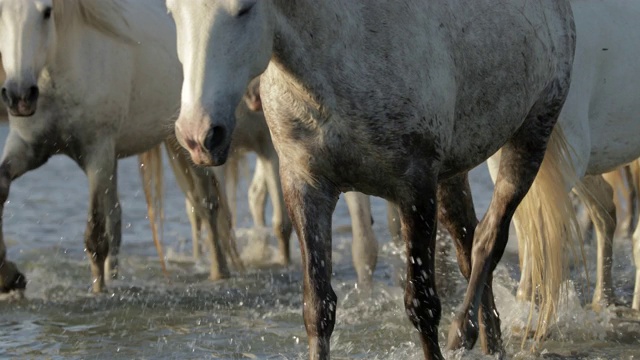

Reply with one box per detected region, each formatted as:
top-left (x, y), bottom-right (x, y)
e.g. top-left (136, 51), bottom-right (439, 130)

top-left (587, 117), bottom-right (640, 174)
top-left (570, 0), bottom-right (640, 174)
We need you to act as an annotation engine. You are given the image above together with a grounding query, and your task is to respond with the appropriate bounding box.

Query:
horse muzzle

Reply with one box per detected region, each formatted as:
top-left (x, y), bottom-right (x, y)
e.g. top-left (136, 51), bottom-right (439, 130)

top-left (1, 84), bottom-right (39, 117)
top-left (175, 122), bottom-right (232, 167)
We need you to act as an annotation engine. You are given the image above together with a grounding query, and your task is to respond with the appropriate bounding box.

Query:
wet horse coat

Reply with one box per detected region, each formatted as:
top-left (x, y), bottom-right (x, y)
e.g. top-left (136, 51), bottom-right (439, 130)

top-left (167, 0), bottom-right (576, 358)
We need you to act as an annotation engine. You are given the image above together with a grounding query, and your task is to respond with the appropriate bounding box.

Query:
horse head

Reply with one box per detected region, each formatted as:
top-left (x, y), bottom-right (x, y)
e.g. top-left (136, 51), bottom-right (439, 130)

top-left (167, 0), bottom-right (272, 166)
top-left (0, 0), bottom-right (56, 117)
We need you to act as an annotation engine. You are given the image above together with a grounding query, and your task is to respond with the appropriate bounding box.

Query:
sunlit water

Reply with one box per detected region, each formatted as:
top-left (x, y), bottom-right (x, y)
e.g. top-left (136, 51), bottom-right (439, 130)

top-left (0, 123), bottom-right (638, 359)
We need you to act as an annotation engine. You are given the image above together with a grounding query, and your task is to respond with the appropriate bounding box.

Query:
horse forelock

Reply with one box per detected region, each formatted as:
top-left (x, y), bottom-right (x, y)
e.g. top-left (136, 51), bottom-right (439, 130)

top-left (52, 0), bottom-right (136, 44)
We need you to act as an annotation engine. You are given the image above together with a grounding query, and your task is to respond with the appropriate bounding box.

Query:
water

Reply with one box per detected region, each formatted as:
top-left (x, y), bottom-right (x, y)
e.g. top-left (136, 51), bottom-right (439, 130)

top-left (0, 123), bottom-right (639, 359)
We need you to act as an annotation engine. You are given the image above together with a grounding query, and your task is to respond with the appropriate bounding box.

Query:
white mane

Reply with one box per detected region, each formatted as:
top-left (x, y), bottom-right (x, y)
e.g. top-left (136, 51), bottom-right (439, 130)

top-left (52, 0), bottom-right (136, 43)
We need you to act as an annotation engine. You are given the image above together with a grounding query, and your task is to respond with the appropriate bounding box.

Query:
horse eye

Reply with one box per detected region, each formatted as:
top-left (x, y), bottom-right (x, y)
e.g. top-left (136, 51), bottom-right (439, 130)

top-left (43, 7), bottom-right (52, 20)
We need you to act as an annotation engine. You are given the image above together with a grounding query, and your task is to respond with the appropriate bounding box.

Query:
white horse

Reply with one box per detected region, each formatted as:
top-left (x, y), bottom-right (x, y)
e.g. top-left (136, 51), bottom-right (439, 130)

top-left (166, 1), bottom-right (576, 359)
top-left (486, 0), bottom-right (640, 342)
top-left (0, 0), bottom-right (242, 294)
top-left (188, 77), bottom-right (380, 286)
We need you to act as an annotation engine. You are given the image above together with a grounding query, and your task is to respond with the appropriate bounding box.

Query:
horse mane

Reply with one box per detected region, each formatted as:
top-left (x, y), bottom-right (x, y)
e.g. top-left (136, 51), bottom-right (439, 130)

top-left (52, 0), bottom-right (136, 44)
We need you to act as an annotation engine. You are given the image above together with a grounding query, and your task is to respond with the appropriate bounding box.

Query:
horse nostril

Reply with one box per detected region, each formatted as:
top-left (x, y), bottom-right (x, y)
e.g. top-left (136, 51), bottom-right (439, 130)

top-left (25, 86), bottom-right (39, 103)
top-left (203, 126), bottom-right (226, 152)
top-left (1, 87), bottom-right (10, 106)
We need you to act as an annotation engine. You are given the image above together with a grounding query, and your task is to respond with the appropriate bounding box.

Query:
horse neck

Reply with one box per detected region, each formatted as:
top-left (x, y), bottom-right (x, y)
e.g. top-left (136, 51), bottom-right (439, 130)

top-left (268, 1), bottom-right (355, 104)
top-left (46, 23), bottom-right (115, 84)
top-left (271, 1), bottom-right (348, 60)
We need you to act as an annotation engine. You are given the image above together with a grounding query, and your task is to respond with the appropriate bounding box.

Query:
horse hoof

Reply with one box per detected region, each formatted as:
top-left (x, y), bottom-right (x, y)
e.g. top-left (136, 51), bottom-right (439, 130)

top-left (0, 261), bottom-right (27, 293)
top-left (446, 317), bottom-right (478, 351)
top-left (209, 272), bottom-right (230, 281)
top-left (105, 256), bottom-right (119, 280)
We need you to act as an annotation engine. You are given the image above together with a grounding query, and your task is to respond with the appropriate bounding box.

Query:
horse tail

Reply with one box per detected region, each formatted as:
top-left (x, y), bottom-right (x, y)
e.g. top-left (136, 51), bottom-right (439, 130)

top-left (513, 125), bottom-right (586, 348)
top-left (138, 145), bottom-right (168, 276)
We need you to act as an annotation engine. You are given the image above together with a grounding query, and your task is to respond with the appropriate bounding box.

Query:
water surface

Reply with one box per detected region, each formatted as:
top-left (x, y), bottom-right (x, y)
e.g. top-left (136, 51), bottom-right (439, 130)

top-left (0, 124), bottom-right (638, 359)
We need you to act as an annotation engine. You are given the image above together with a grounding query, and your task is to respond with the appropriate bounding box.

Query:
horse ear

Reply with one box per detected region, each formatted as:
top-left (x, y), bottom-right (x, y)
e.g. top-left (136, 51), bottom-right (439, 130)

top-left (244, 77), bottom-right (262, 112)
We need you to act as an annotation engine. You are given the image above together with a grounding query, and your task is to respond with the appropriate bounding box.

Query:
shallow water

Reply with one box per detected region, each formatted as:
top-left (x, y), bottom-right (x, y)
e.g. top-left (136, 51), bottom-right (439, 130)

top-left (0, 123), bottom-right (639, 359)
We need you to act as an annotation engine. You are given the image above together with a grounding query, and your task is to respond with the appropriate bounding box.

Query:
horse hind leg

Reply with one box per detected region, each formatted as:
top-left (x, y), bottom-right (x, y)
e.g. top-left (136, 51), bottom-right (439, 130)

top-left (396, 172), bottom-right (443, 360)
top-left (488, 151), bottom-right (536, 306)
top-left (344, 191), bottom-right (378, 289)
top-left (438, 173), bottom-right (505, 356)
top-left (447, 82), bottom-right (571, 351)
top-left (581, 174), bottom-right (618, 311)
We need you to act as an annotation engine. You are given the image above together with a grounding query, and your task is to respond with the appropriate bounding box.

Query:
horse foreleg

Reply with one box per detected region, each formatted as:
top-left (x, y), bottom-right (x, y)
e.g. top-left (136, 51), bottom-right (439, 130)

top-left (0, 132), bottom-right (48, 293)
top-left (396, 174), bottom-right (443, 360)
top-left (574, 175), bottom-right (616, 311)
top-left (165, 141), bottom-right (232, 279)
top-left (248, 157), bottom-right (268, 229)
top-left (344, 191), bottom-right (378, 289)
top-left (261, 152), bottom-right (292, 266)
top-left (83, 144), bottom-right (120, 293)
top-left (185, 198), bottom-right (203, 260)
top-left (282, 172), bottom-right (338, 360)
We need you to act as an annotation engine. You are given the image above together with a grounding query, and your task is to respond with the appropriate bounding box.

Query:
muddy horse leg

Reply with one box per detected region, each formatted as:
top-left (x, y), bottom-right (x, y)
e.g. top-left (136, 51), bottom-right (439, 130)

top-left (345, 191), bottom-right (378, 288)
top-left (438, 173), bottom-right (504, 355)
top-left (0, 133), bottom-right (49, 292)
top-left (281, 172), bottom-right (339, 360)
top-left (574, 175), bottom-right (617, 311)
top-left (396, 172), bottom-right (443, 360)
top-left (261, 152), bottom-right (293, 266)
top-left (166, 141), bottom-right (232, 279)
top-left (185, 198), bottom-right (203, 260)
top-left (83, 142), bottom-right (120, 293)
top-left (447, 95), bottom-right (564, 351)
top-left (386, 202), bottom-right (402, 245)
top-left (248, 157), bottom-right (268, 230)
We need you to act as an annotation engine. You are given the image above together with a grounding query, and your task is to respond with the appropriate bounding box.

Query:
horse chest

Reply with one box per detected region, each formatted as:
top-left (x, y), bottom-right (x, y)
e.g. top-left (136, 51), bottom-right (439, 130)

top-left (267, 107), bottom-right (434, 196)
